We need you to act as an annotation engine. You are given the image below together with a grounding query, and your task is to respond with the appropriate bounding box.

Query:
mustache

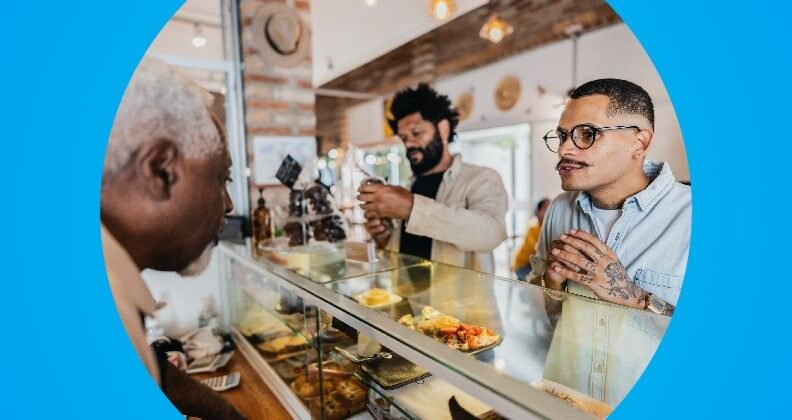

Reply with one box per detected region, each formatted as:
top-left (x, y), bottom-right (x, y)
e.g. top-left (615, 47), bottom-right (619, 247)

top-left (556, 158), bottom-right (590, 170)
top-left (406, 147), bottom-right (424, 155)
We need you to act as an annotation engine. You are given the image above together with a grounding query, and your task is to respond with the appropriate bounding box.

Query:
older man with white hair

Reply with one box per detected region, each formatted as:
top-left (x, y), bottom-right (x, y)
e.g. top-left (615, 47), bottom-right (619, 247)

top-left (101, 58), bottom-right (244, 419)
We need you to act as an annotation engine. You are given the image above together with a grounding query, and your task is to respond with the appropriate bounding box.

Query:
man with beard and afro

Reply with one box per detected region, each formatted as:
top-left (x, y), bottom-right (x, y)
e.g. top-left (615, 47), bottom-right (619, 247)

top-left (357, 83), bottom-right (508, 274)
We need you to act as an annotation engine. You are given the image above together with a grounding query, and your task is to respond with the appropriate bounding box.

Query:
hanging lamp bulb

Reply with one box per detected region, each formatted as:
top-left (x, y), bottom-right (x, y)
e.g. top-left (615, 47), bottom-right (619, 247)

top-left (427, 0), bottom-right (457, 21)
top-left (479, 14), bottom-right (513, 44)
top-left (192, 23), bottom-right (207, 48)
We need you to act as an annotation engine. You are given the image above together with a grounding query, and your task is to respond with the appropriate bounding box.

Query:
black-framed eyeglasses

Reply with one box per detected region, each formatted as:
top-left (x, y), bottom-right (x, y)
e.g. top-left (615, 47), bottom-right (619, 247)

top-left (542, 124), bottom-right (641, 153)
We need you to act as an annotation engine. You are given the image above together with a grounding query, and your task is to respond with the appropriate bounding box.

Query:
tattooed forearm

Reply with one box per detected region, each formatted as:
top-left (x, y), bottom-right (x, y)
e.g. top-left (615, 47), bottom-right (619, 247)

top-left (599, 262), bottom-right (648, 304)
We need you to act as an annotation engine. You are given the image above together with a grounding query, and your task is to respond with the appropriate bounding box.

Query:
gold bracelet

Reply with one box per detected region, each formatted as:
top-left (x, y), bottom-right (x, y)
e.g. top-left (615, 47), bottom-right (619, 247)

top-left (541, 272), bottom-right (547, 288)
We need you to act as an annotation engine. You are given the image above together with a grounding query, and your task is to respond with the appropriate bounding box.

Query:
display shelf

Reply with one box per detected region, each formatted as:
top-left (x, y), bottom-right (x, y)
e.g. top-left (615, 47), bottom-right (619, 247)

top-left (219, 240), bottom-right (670, 419)
top-left (231, 328), bottom-right (311, 419)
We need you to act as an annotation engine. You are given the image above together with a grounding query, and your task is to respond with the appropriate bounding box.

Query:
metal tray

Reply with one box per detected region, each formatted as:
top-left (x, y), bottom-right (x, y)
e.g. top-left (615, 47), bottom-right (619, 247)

top-left (360, 353), bottom-right (432, 390)
top-left (334, 342), bottom-right (392, 364)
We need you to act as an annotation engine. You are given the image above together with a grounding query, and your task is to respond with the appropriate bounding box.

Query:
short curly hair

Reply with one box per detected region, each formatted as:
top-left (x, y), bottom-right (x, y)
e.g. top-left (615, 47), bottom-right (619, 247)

top-left (388, 83), bottom-right (460, 142)
top-left (570, 78), bottom-right (655, 129)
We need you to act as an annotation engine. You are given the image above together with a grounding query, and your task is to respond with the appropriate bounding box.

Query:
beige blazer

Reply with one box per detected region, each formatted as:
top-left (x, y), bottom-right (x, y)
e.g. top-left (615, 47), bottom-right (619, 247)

top-left (386, 155), bottom-right (508, 274)
top-left (101, 224), bottom-right (161, 384)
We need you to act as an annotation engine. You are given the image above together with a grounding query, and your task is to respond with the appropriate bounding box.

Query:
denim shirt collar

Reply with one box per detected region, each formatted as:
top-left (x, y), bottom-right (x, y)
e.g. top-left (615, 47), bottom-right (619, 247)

top-left (576, 160), bottom-right (677, 213)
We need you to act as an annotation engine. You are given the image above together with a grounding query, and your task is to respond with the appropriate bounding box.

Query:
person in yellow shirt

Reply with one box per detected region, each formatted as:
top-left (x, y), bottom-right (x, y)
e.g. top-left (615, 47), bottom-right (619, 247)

top-left (512, 198), bottom-right (550, 279)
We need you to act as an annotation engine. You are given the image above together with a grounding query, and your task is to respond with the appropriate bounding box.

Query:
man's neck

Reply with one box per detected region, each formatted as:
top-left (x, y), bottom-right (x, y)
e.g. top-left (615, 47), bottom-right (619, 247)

top-left (588, 169), bottom-right (651, 210)
top-left (421, 152), bottom-right (453, 176)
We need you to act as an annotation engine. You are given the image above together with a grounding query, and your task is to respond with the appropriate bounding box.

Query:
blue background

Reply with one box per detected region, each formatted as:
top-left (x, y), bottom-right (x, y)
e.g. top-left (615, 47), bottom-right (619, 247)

top-left (0, 1), bottom-right (785, 418)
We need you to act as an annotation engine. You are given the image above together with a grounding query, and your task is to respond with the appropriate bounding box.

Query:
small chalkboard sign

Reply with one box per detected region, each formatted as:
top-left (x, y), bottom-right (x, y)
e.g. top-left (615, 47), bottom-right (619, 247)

top-left (275, 154), bottom-right (303, 189)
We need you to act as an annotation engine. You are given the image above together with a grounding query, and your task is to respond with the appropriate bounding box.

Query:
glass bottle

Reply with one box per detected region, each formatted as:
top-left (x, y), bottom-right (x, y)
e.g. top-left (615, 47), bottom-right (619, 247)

top-left (252, 188), bottom-right (273, 254)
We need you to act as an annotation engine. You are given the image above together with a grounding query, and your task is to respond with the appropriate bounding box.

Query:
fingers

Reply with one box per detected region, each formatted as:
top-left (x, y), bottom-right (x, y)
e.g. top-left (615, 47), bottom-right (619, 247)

top-left (551, 247), bottom-right (597, 274)
top-left (357, 192), bottom-right (376, 203)
top-left (567, 229), bottom-right (612, 257)
top-left (544, 262), bottom-right (566, 282)
top-left (551, 263), bottom-right (594, 284)
top-left (364, 210), bottom-right (380, 220)
top-left (357, 183), bottom-right (383, 194)
top-left (360, 202), bottom-right (380, 213)
top-left (549, 240), bottom-right (585, 272)
top-left (367, 224), bottom-right (386, 236)
top-left (558, 233), bottom-right (601, 262)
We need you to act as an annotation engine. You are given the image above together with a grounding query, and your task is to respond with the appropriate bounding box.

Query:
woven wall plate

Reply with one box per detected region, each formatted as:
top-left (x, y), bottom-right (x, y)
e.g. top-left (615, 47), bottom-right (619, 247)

top-left (455, 91), bottom-right (474, 121)
top-left (494, 75), bottom-right (521, 111)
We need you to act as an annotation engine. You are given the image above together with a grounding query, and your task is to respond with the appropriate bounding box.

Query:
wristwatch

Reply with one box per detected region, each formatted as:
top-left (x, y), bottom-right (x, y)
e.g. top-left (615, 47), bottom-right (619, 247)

top-left (644, 293), bottom-right (674, 316)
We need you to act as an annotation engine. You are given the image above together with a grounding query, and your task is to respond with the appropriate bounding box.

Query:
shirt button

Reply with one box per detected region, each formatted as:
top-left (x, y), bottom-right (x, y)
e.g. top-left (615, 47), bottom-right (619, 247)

top-left (596, 364), bottom-right (603, 373)
top-left (599, 318), bottom-right (606, 327)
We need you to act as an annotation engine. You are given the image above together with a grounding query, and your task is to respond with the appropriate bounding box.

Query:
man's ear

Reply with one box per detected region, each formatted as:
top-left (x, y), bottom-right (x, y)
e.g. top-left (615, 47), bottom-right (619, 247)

top-left (437, 119), bottom-right (451, 145)
top-left (136, 139), bottom-right (179, 200)
top-left (634, 128), bottom-right (653, 159)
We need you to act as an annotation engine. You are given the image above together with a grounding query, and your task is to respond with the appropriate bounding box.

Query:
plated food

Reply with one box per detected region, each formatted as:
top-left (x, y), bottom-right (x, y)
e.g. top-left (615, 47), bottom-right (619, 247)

top-left (239, 306), bottom-right (291, 338)
top-left (399, 306), bottom-right (501, 352)
top-left (256, 334), bottom-right (308, 355)
top-left (355, 288), bottom-right (402, 308)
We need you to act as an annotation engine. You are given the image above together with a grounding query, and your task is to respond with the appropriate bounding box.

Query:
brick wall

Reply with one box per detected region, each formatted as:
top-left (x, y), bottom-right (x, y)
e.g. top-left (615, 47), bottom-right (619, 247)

top-left (239, 0), bottom-right (315, 210)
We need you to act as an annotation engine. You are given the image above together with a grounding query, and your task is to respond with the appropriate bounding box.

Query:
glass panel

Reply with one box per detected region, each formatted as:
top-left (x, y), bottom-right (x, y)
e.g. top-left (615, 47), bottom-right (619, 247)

top-left (223, 240), bottom-right (427, 283)
top-left (225, 257), bottom-right (321, 416)
top-left (315, 307), bottom-right (419, 420)
top-left (325, 261), bottom-right (669, 416)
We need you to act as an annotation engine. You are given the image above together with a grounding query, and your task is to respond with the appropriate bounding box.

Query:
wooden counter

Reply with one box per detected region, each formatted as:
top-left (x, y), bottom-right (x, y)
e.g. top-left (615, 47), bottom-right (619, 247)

top-left (190, 351), bottom-right (291, 420)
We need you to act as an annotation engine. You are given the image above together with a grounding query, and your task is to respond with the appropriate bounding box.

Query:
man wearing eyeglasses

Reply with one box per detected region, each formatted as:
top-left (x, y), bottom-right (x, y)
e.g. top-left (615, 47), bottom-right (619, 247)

top-left (528, 79), bottom-right (691, 406)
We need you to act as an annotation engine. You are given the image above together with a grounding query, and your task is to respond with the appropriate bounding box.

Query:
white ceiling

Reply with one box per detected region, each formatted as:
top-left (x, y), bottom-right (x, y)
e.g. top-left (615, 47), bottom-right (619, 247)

top-left (311, 0), bottom-right (488, 87)
top-left (146, 0), bottom-right (225, 91)
top-left (146, 0), bottom-right (492, 91)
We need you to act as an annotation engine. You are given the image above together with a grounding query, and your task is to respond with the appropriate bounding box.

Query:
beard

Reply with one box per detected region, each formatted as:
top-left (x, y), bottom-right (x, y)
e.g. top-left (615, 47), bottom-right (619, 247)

top-left (406, 130), bottom-right (445, 176)
top-left (178, 243), bottom-right (214, 277)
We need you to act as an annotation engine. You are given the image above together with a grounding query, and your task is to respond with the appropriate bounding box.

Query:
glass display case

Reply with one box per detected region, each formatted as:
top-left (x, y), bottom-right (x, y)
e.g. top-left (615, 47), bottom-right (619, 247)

top-left (218, 240), bottom-right (670, 419)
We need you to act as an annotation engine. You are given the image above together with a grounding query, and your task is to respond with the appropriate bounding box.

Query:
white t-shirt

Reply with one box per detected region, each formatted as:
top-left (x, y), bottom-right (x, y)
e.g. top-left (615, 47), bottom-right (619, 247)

top-left (589, 206), bottom-right (622, 241)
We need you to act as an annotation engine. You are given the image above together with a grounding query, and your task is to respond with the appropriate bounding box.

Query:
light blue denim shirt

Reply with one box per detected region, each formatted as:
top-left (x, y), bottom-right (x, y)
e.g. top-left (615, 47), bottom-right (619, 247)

top-left (528, 160), bottom-right (691, 406)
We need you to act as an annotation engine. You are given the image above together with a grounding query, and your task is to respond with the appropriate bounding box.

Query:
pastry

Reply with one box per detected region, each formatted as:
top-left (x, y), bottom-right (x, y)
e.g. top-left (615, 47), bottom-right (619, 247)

top-left (356, 288), bottom-right (398, 307)
top-left (256, 334), bottom-right (307, 354)
top-left (291, 375), bottom-right (333, 399)
top-left (335, 379), bottom-right (366, 406)
top-left (283, 221), bottom-right (308, 246)
top-left (305, 185), bottom-right (333, 215)
top-left (310, 215), bottom-right (347, 242)
top-left (288, 190), bottom-right (304, 217)
top-left (310, 392), bottom-right (349, 420)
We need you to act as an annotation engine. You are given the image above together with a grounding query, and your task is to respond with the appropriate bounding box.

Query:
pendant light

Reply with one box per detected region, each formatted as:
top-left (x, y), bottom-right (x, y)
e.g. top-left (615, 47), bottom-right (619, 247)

top-left (558, 23), bottom-right (582, 110)
top-left (192, 23), bottom-right (207, 48)
top-left (479, 13), bottom-right (513, 44)
top-left (427, 0), bottom-right (457, 21)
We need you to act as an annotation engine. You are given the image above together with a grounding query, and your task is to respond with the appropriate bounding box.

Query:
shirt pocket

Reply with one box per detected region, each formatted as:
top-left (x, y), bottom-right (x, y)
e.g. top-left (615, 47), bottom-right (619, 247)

top-left (627, 309), bottom-right (670, 339)
top-left (633, 268), bottom-right (683, 306)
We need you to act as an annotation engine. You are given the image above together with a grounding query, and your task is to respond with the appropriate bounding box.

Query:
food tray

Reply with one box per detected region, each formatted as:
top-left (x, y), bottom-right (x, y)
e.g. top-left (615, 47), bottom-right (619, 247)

top-left (360, 354), bottom-right (431, 390)
top-left (334, 342), bottom-right (390, 364)
top-left (261, 347), bottom-right (311, 363)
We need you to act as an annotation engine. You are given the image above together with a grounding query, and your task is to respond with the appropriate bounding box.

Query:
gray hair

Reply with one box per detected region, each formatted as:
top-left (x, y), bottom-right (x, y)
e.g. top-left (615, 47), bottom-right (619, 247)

top-left (104, 57), bottom-right (222, 177)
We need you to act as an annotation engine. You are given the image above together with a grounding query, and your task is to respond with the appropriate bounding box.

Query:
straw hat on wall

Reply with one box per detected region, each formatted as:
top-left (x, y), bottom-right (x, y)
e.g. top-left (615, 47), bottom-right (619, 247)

top-left (251, 3), bottom-right (311, 68)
